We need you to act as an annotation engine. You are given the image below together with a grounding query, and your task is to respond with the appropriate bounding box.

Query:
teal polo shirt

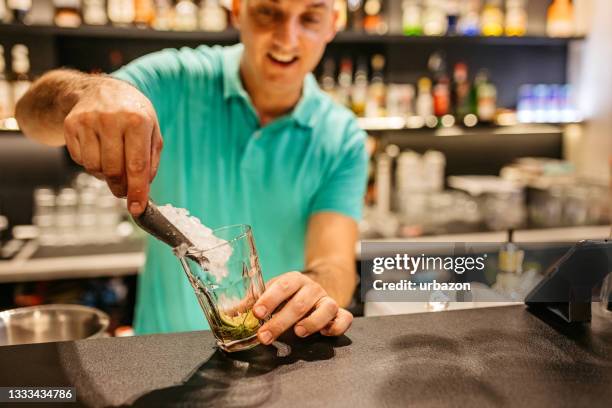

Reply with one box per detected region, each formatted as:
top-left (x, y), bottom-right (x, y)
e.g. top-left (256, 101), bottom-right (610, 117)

top-left (113, 44), bottom-right (368, 334)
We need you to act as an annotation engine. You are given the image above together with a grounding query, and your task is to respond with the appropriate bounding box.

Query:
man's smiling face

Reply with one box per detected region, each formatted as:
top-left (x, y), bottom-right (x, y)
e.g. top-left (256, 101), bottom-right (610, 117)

top-left (233, 0), bottom-right (337, 93)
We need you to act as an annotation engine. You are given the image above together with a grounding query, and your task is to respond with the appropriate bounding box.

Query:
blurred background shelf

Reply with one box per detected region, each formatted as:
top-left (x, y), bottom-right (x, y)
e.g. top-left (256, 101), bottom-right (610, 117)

top-left (357, 116), bottom-right (582, 133)
top-left (1, 121), bottom-right (580, 135)
top-left (0, 23), bottom-right (240, 42)
top-left (0, 251), bottom-right (144, 283)
top-left (0, 23), bottom-right (584, 45)
top-left (333, 32), bottom-right (584, 46)
top-left (357, 225), bottom-right (612, 259)
top-left (1, 224), bottom-right (608, 283)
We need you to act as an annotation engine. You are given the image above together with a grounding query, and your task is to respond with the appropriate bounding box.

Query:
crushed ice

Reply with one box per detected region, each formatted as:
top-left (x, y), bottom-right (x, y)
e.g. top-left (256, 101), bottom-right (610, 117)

top-left (159, 204), bottom-right (232, 283)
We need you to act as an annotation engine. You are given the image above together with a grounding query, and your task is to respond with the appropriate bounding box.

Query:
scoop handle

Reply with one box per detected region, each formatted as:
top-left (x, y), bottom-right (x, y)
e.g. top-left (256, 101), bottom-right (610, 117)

top-left (132, 200), bottom-right (195, 249)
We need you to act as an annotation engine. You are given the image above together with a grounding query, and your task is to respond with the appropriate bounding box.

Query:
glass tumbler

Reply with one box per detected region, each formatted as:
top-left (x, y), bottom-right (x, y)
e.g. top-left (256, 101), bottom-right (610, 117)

top-left (175, 225), bottom-right (267, 352)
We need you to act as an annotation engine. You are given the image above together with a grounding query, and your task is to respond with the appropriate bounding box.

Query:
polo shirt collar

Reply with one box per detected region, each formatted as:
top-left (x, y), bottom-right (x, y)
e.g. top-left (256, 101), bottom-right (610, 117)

top-left (222, 44), bottom-right (249, 101)
top-left (222, 44), bottom-right (320, 129)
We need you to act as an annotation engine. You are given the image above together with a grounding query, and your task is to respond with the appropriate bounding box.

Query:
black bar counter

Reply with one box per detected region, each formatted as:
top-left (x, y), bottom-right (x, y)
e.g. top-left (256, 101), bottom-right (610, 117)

top-left (1, 305), bottom-right (611, 407)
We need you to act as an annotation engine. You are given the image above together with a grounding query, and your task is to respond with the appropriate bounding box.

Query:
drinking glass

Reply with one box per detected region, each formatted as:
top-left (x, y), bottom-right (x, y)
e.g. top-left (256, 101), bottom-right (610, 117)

top-left (175, 225), bottom-right (266, 352)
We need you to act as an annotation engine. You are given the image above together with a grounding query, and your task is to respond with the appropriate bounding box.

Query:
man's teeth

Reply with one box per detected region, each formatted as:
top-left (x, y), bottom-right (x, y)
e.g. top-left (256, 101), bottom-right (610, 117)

top-left (270, 53), bottom-right (297, 63)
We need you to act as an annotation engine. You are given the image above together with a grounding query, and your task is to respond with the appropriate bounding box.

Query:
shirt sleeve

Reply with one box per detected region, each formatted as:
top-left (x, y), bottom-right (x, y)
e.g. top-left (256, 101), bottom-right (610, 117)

top-left (111, 48), bottom-right (185, 124)
top-left (309, 121), bottom-right (369, 221)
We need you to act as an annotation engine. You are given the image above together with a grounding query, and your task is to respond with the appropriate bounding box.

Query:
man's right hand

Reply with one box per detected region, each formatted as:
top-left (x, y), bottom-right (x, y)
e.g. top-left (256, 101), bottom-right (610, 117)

top-left (17, 71), bottom-right (163, 217)
top-left (16, 70), bottom-right (163, 215)
top-left (63, 77), bottom-right (163, 216)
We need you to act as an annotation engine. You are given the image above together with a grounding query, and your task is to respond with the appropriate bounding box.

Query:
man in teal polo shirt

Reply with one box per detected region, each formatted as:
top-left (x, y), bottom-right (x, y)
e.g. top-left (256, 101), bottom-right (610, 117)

top-left (16, 0), bottom-right (367, 346)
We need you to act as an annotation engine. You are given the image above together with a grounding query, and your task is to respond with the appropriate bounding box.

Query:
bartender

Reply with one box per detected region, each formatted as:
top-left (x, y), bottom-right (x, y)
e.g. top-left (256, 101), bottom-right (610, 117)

top-left (15, 0), bottom-right (367, 346)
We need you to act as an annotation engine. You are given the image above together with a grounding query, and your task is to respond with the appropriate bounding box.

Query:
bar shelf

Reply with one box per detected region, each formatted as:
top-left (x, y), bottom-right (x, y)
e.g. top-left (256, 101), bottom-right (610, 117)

top-left (0, 23), bottom-right (584, 45)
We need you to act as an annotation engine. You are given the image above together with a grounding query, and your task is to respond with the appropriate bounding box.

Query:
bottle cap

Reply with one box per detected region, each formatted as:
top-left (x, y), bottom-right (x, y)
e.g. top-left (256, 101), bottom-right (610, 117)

top-left (364, 0), bottom-right (381, 16)
top-left (418, 77), bottom-right (432, 91)
top-left (371, 54), bottom-right (386, 71)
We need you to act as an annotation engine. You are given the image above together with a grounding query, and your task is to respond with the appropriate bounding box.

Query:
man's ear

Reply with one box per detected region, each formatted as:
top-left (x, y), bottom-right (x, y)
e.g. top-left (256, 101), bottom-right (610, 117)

top-left (231, 0), bottom-right (242, 29)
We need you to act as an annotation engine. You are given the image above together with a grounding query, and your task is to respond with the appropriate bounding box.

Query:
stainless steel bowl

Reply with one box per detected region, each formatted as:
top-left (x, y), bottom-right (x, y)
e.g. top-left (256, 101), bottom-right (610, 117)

top-left (0, 304), bottom-right (110, 346)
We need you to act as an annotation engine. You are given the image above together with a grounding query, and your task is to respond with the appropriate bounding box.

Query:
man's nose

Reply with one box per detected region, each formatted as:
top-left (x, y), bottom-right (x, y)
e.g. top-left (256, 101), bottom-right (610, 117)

top-left (273, 17), bottom-right (300, 49)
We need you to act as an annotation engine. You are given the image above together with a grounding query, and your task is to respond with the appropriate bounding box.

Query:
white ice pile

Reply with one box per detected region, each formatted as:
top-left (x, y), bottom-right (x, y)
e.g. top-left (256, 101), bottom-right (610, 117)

top-left (158, 204), bottom-right (232, 283)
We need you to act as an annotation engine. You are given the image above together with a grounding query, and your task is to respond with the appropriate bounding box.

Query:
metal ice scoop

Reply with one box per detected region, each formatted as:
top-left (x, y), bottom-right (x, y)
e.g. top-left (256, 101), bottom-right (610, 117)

top-left (132, 200), bottom-right (195, 248)
top-left (132, 200), bottom-right (211, 265)
top-left (132, 200), bottom-right (212, 294)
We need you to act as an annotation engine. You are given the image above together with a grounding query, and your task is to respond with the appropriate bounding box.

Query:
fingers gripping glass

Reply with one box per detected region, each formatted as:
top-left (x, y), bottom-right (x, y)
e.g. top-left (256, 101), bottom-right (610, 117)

top-left (174, 225), bottom-right (267, 352)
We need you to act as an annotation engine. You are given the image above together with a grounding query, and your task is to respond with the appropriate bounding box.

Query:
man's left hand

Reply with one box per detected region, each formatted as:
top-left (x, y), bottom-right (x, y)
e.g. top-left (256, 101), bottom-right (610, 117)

top-left (252, 271), bottom-right (353, 345)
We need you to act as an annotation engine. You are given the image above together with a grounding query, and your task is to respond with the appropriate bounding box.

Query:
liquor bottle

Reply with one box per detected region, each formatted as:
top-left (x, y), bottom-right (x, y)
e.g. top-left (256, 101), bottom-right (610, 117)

top-left (174, 0), bottom-right (198, 31)
top-left (363, 0), bottom-right (387, 34)
top-left (445, 0), bottom-right (460, 35)
top-left (11, 44), bottom-right (32, 107)
top-left (457, 0), bottom-right (480, 36)
top-left (337, 58), bottom-right (353, 109)
top-left (199, 0), bottom-right (227, 32)
top-left (320, 58), bottom-right (337, 99)
top-left (351, 57), bottom-right (368, 117)
top-left (83, 0), bottom-right (108, 25)
top-left (427, 50), bottom-right (447, 82)
top-left (152, 0), bottom-right (173, 30)
top-left (366, 54), bottom-right (386, 118)
top-left (347, 0), bottom-right (364, 31)
top-left (422, 0), bottom-right (448, 36)
top-left (375, 151), bottom-right (392, 215)
top-left (386, 84), bottom-right (415, 118)
top-left (546, 0), bottom-right (575, 38)
top-left (452, 62), bottom-right (471, 119)
top-left (54, 0), bottom-right (82, 28)
top-left (134, 0), bottom-right (155, 28)
top-left (402, 0), bottom-right (422, 36)
top-left (0, 46), bottom-right (13, 119)
top-left (474, 69), bottom-right (496, 123)
top-left (416, 77), bottom-right (434, 118)
top-left (481, 0), bottom-right (504, 37)
top-left (7, 0), bottom-right (31, 23)
top-left (335, 0), bottom-right (347, 31)
top-left (517, 84), bottom-right (534, 123)
top-left (107, 0), bottom-right (134, 26)
top-left (432, 75), bottom-right (450, 117)
top-left (505, 0), bottom-right (527, 36)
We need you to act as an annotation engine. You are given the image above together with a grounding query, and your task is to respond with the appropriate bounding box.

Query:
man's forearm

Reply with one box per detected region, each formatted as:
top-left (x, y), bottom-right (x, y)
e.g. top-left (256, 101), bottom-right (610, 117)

top-left (304, 261), bottom-right (357, 308)
top-left (16, 69), bottom-right (96, 146)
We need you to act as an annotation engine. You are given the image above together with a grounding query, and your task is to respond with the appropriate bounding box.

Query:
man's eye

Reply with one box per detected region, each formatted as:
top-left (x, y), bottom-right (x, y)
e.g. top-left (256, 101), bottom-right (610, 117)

top-left (255, 6), bottom-right (279, 21)
top-left (258, 7), bottom-right (274, 17)
top-left (302, 14), bottom-right (322, 25)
